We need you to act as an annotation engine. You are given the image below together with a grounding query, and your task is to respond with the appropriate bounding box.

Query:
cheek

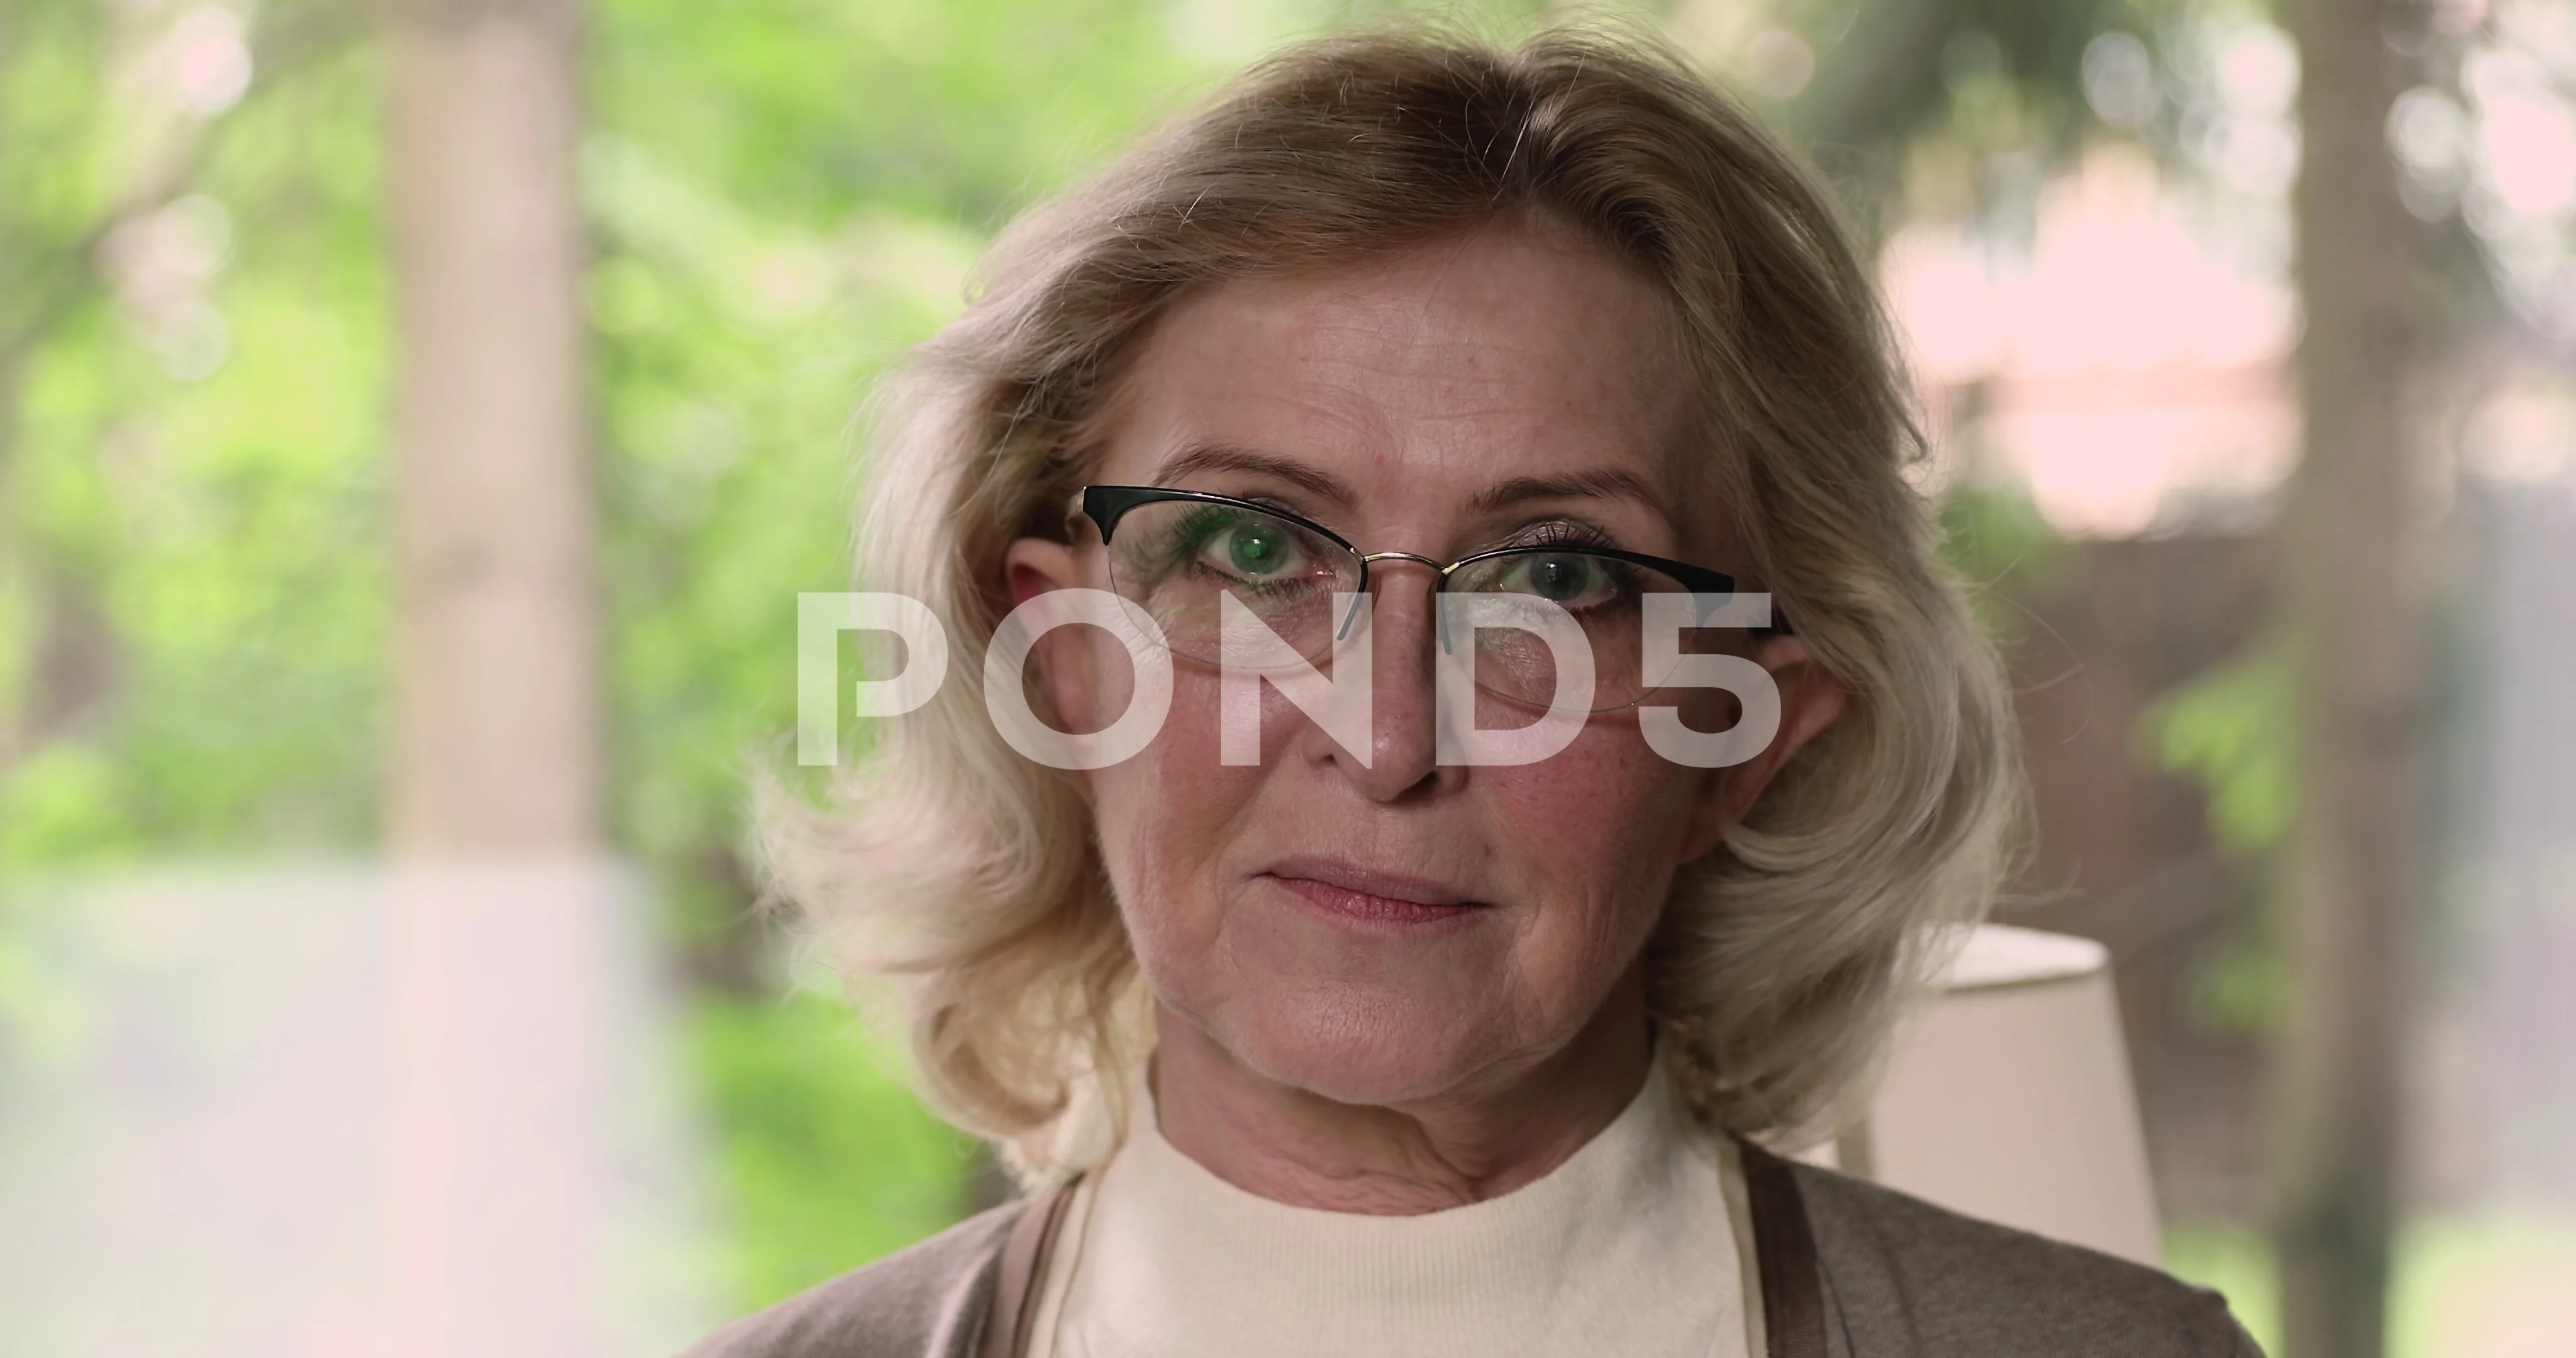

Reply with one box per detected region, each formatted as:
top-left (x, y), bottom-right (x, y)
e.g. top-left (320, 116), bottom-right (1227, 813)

top-left (1476, 729), bottom-right (1704, 963)
top-left (1087, 664), bottom-right (1261, 972)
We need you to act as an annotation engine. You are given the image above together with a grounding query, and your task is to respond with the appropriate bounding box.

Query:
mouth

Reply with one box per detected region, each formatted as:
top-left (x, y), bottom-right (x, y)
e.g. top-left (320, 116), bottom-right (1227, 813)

top-left (1258, 856), bottom-right (1494, 927)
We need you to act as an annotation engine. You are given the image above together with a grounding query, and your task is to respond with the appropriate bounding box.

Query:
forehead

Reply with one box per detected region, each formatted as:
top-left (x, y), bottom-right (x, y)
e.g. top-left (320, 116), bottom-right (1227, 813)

top-left (1093, 224), bottom-right (1711, 533)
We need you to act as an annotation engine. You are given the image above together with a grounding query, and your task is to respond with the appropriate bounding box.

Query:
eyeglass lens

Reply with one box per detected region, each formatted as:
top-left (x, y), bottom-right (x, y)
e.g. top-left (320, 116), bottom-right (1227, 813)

top-left (1098, 498), bottom-right (1717, 712)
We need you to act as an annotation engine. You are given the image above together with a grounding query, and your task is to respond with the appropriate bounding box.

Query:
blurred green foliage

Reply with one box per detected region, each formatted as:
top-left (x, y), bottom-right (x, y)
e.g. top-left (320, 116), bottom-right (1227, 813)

top-left (2143, 648), bottom-right (2293, 1037)
top-left (0, 4), bottom-right (388, 875)
top-left (1936, 475), bottom-right (2082, 649)
top-left (2148, 647), bottom-right (2293, 859)
top-left (2165, 1213), bottom-right (2576, 1358)
top-left (691, 985), bottom-right (984, 1307)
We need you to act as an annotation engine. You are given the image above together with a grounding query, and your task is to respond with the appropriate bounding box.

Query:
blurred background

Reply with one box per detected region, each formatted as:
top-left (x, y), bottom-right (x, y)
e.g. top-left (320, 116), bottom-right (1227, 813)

top-left (3, 0), bottom-right (2573, 1355)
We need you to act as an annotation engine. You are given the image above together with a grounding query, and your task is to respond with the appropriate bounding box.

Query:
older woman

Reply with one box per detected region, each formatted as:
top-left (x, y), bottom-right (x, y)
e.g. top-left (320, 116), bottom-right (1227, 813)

top-left (696, 25), bottom-right (2261, 1358)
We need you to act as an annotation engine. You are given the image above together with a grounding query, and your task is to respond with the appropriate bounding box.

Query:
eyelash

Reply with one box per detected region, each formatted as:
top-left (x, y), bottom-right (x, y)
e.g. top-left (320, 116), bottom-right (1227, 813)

top-left (1503, 519), bottom-right (1622, 553)
top-left (1191, 492), bottom-right (1626, 556)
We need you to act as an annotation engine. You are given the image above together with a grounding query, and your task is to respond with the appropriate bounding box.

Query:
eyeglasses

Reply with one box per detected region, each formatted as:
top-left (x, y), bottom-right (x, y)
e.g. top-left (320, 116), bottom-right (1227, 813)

top-left (1077, 484), bottom-right (1780, 713)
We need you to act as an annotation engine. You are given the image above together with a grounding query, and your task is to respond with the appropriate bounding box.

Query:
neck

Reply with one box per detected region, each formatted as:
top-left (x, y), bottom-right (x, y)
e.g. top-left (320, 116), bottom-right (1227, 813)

top-left (1148, 980), bottom-right (1657, 1215)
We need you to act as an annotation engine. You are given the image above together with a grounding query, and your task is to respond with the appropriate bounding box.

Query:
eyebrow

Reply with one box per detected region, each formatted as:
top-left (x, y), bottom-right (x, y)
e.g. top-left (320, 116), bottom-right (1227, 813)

top-left (1468, 468), bottom-right (1665, 516)
top-left (1150, 443), bottom-right (1357, 507)
top-left (1148, 444), bottom-right (1671, 531)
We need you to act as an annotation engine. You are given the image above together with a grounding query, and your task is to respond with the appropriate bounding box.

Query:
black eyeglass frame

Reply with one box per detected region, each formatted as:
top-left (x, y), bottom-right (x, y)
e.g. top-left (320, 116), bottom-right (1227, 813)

top-left (1077, 483), bottom-right (1790, 639)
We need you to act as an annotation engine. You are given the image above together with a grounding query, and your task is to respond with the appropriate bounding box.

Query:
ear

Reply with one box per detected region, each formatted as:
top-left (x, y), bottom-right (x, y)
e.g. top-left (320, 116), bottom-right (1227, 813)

top-left (1677, 633), bottom-right (1850, 860)
top-left (1001, 536), bottom-right (1094, 736)
top-left (1720, 634), bottom-right (1848, 824)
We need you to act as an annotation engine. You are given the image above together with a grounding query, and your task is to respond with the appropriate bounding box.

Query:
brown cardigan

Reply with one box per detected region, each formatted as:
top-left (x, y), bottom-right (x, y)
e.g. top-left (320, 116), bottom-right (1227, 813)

top-left (683, 1144), bottom-right (2263, 1358)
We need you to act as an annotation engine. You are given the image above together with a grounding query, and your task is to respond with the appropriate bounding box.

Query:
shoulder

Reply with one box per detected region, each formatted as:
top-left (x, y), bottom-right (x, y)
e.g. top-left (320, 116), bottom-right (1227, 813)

top-left (679, 1201), bottom-right (1024, 1358)
top-left (1789, 1164), bottom-right (2263, 1358)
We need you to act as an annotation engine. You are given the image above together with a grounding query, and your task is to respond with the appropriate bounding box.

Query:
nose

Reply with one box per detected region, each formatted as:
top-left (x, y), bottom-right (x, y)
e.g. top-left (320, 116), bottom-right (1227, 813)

top-left (1299, 555), bottom-right (1461, 800)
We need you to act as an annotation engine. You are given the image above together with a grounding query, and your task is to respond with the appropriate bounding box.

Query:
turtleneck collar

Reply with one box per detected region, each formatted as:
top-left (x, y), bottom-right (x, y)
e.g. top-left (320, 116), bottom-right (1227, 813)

top-left (1038, 1055), bottom-right (1753, 1358)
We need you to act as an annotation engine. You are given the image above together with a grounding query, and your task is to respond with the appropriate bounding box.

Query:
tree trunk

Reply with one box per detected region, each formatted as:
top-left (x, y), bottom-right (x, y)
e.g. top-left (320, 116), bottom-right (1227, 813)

top-left (384, 8), bottom-right (604, 1354)
top-left (2273, 1), bottom-right (2426, 1354)
top-left (387, 0), bottom-right (597, 857)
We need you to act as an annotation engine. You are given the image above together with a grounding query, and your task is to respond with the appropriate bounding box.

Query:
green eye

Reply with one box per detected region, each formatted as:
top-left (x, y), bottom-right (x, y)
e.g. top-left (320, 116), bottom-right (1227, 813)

top-left (1492, 553), bottom-right (1618, 607)
top-left (1227, 523), bottom-right (1285, 574)
top-left (1524, 555), bottom-right (1591, 601)
top-left (1196, 516), bottom-right (1308, 582)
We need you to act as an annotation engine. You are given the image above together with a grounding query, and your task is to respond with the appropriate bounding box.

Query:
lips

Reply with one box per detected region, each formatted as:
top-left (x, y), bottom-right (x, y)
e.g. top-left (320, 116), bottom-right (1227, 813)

top-left (1259, 856), bottom-right (1491, 926)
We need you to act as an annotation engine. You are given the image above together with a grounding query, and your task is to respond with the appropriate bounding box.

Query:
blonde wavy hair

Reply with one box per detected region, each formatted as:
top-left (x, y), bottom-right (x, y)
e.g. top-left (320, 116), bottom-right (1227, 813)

top-left (758, 23), bottom-right (2026, 1178)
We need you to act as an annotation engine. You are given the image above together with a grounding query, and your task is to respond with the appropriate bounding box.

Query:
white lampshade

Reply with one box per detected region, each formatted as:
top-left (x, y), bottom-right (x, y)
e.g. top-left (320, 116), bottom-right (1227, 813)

top-left (1826, 924), bottom-right (2165, 1266)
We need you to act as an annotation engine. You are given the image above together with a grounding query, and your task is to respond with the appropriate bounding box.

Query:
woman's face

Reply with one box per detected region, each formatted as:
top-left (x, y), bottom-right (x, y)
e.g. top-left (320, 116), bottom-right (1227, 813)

top-left (1007, 224), bottom-right (1831, 1110)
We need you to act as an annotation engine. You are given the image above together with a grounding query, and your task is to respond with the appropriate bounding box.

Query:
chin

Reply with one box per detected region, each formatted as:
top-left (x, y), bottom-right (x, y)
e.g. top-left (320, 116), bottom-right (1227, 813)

top-left (1219, 983), bottom-right (1502, 1108)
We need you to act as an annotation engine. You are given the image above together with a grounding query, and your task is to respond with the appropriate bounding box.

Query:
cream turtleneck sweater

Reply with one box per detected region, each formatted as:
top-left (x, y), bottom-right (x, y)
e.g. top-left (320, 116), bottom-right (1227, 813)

top-left (1026, 1058), bottom-right (1761, 1358)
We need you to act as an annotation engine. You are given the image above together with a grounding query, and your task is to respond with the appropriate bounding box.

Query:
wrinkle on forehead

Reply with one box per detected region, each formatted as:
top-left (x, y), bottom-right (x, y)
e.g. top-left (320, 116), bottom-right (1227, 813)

top-left (1092, 219), bottom-right (1734, 562)
top-left (1270, 224), bottom-right (1682, 426)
